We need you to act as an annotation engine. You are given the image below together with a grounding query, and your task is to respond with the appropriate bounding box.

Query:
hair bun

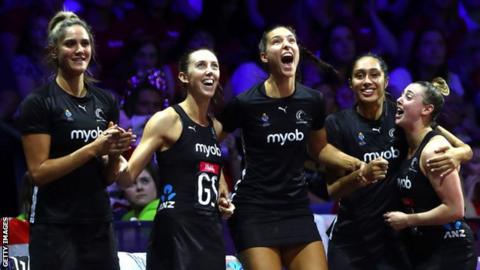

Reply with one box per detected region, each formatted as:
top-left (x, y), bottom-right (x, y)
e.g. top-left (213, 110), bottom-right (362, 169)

top-left (432, 77), bottom-right (450, 96)
top-left (48, 11), bottom-right (79, 33)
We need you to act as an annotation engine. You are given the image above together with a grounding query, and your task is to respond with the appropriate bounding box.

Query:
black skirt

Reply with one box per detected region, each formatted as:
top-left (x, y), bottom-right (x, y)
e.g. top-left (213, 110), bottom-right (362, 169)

top-left (228, 203), bottom-right (321, 252)
top-left (147, 210), bottom-right (225, 270)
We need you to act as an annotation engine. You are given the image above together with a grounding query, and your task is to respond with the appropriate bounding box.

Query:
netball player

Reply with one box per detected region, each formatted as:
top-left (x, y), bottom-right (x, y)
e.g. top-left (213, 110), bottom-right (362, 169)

top-left (117, 48), bottom-right (234, 270)
top-left (218, 25), bottom-right (360, 270)
top-left (18, 11), bottom-right (133, 270)
top-left (384, 78), bottom-right (476, 269)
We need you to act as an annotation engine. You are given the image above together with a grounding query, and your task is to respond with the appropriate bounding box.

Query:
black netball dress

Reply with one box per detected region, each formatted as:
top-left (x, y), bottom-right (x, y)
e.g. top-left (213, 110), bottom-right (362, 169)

top-left (395, 130), bottom-right (476, 270)
top-left (147, 104), bottom-right (225, 270)
top-left (219, 82), bottom-right (325, 251)
top-left (325, 99), bottom-right (410, 269)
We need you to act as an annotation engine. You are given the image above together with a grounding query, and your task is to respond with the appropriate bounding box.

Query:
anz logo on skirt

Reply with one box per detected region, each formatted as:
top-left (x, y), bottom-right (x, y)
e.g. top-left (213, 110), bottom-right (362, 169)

top-left (158, 184), bottom-right (176, 211)
top-left (443, 221), bottom-right (467, 239)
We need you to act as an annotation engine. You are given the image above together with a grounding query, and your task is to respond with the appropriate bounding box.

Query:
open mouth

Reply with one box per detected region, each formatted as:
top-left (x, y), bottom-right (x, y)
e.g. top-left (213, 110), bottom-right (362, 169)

top-left (396, 106), bottom-right (404, 117)
top-left (202, 79), bottom-right (214, 86)
top-left (281, 54), bottom-right (294, 64)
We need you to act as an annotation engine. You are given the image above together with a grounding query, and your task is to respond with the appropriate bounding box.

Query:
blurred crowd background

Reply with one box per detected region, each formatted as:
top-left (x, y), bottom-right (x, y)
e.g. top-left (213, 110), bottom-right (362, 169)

top-left (1, 0), bottom-right (480, 223)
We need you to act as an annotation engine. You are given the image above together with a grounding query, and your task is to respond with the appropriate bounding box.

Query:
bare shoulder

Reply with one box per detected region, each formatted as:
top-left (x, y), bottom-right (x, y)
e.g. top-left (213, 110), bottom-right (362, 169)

top-left (147, 107), bottom-right (179, 129)
top-left (143, 107), bottom-right (182, 145)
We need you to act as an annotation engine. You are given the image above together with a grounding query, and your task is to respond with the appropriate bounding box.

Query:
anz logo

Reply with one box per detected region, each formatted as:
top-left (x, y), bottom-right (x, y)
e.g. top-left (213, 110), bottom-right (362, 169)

top-left (443, 221), bottom-right (467, 239)
top-left (158, 184), bottom-right (176, 211)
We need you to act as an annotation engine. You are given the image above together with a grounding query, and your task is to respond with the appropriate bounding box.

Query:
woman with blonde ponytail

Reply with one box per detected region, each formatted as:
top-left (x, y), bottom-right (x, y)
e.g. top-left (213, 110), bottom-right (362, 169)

top-left (384, 77), bottom-right (477, 269)
top-left (18, 10), bottom-right (133, 270)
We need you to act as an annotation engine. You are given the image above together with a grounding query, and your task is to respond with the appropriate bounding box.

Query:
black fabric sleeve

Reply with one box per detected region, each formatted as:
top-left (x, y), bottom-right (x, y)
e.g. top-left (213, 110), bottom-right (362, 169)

top-left (325, 113), bottom-right (343, 148)
top-left (217, 97), bottom-right (241, 133)
top-left (106, 91), bottom-right (120, 123)
top-left (17, 93), bottom-right (52, 135)
top-left (311, 91), bottom-right (326, 130)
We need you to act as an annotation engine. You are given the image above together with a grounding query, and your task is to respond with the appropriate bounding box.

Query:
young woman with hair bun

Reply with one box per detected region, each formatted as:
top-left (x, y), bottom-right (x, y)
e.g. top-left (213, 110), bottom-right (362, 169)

top-left (384, 78), bottom-right (477, 269)
top-left (18, 10), bottom-right (133, 270)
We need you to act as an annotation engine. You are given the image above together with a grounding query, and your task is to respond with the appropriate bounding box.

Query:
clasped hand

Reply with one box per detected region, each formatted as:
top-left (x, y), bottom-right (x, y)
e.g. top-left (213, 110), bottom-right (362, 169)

top-left (94, 121), bottom-right (136, 157)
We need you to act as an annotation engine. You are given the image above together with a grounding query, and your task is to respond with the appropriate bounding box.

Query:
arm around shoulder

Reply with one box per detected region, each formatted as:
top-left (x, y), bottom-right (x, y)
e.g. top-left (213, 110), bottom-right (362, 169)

top-left (410, 136), bottom-right (464, 226)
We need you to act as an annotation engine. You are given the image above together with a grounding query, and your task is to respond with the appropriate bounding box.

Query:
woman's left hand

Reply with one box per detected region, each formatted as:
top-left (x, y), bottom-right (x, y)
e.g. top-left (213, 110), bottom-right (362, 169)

top-left (426, 146), bottom-right (460, 178)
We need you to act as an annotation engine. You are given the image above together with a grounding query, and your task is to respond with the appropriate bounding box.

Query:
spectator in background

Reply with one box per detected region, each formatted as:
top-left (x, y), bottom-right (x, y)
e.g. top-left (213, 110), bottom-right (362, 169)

top-left (397, 0), bottom-right (467, 66)
top-left (109, 38), bottom-right (176, 100)
top-left (0, 88), bottom-right (22, 218)
top-left (119, 70), bottom-right (169, 144)
top-left (226, 61), bottom-right (267, 98)
top-left (122, 162), bottom-right (160, 221)
top-left (13, 13), bottom-right (50, 98)
top-left (456, 29), bottom-right (480, 131)
top-left (317, 22), bottom-right (358, 110)
top-left (463, 145), bottom-right (480, 217)
top-left (389, 28), bottom-right (465, 99)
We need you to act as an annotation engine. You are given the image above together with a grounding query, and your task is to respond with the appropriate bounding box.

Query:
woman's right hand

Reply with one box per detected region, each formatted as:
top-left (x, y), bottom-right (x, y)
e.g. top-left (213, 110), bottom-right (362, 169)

top-left (359, 157), bottom-right (389, 184)
top-left (92, 123), bottom-right (134, 157)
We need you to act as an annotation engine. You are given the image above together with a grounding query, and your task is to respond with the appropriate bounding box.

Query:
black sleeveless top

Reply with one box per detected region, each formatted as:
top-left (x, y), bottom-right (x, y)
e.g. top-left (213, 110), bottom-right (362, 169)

top-left (396, 130), bottom-right (467, 239)
top-left (155, 104), bottom-right (223, 215)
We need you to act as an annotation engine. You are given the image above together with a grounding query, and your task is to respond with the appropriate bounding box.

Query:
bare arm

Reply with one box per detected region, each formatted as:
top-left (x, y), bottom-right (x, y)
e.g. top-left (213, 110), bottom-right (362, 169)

top-left (117, 108), bottom-right (179, 188)
top-left (22, 125), bottom-right (122, 186)
top-left (385, 136), bottom-right (464, 230)
top-left (326, 166), bottom-right (364, 201)
top-left (368, 0), bottom-right (399, 58)
top-left (309, 128), bottom-right (362, 171)
top-left (103, 123), bottom-right (136, 185)
top-left (327, 158), bottom-right (389, 200)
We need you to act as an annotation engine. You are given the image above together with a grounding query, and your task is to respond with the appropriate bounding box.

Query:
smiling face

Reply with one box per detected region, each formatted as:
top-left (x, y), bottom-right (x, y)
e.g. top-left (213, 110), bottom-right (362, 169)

top-left (179, 49), bottom-right (220, 99)
top-left (350, 56), bottom-right (388, 104)
top-left (395, 83), bottom-right (432, 128)
top-left (260, 26), bottom-right (299, 78)
top-left (56, 25), bottom-right (91, 76)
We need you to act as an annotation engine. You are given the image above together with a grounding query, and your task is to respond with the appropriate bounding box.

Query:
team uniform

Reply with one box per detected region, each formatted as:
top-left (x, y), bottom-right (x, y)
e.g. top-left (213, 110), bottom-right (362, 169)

top-left (219, 82), bottom-right (325, 251)
top-left (395, 130), bottom-right (476, 270)
top-left (325, 99), bottom-right (411, 270)
top-left (147, 104), bottom-right (225, 270)
top-left (18, 80), bottom-right (120, 270)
